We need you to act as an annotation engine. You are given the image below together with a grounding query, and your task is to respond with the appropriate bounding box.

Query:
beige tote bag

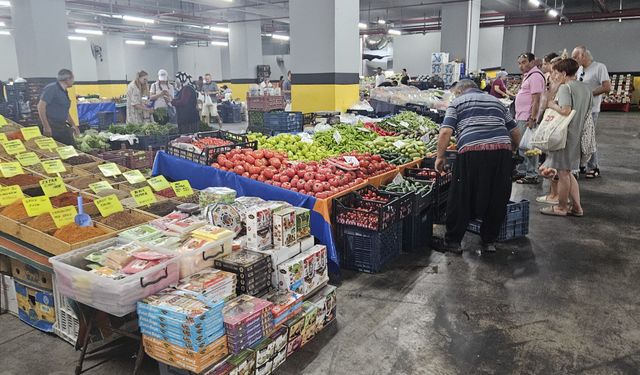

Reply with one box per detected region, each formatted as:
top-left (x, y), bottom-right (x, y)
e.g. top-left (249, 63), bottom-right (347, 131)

top-left (530, 107), bottom-right (575, 152)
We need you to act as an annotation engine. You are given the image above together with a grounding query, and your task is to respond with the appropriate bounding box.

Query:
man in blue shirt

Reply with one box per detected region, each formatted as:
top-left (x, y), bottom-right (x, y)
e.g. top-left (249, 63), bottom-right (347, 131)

top-left (435, 80), bottom-right (521, 254)
top-left (37, 69), bottom-right (78, 145)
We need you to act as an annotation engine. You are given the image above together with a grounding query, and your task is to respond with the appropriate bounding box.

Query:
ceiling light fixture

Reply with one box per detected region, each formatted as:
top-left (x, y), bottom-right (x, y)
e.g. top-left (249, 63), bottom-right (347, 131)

top-left (75, 28), bottom-right (103, 35)
top-left (68, 35), bottom-right (87, 41)
top-left (152, 35), bottom-right (174, 42)
top-left (528, 0), bottom-right (541, 6)
top-left (388, 29), bottom-right (402, 36)
top-left (377, 19), bottom-right (386, 24)
top-left (358, 23), bottom-right (368, 29)
top-left (211, 41), bottom-right (228, 46)
top-left (125, 40), bottom-right (146, 45)
top-left (0, 30), bottom-right (10, 35)
top-left (0, 22), bottom-right (5, 27)
top-left (211, 26), bottom-right (230, 33)
top-left (0, 1), bottom-right (10, 7)
top-left (271, 34), bottom-right (290, 41)
top-left (548, 8), bottom-right (559, 17)
top-left (123, 15), bottom-right (155, 24)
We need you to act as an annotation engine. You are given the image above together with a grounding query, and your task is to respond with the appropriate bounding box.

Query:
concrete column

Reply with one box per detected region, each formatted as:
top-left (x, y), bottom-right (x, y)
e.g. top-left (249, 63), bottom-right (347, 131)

top-left (441, 0), bottom-right (481, 72)
top-left (289, 0), bottom-right (360, 112)
top-left (11, 0), bottom-right (73, 124)
top-left (228, 21), bottom-right (263, 100)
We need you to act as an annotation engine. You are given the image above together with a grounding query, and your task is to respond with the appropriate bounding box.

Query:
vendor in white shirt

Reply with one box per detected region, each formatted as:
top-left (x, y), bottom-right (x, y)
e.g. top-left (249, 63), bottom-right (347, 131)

top-left (374, 67), bottom-right (386, 87)
top-left (259, 77), bottom-right (273, 90)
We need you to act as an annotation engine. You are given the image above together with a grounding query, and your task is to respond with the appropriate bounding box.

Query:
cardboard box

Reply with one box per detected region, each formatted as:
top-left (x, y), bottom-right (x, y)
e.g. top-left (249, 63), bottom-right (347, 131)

top-left (245, 206), bottom-right (272, 251)
top-left (283, 312), bottom-right (304, 357)
top-left (272, 208), bottom-right (296, 248)
top-left (293, 208), bottom-right (311, 241)
top-left (276, 256), bottom-right (304, 294)
top-left (0, 254), bottom-right (11, 275)
top-left (300, 302), bottom-right (318, 347)
top-left (301, 245), bottom-right (329, 295)
top-left (14, 280), bottom-right (55, 332)
top-left (307, 285), bottom-right (337, 331)
top-left (1, 275), bottom-right (19, 316)
top-left (299, 236), bottom-right (315, 252)
top-left (255, 244), bottom-right (301, 287)
top-left (10, 258), bottom-right (53, 290)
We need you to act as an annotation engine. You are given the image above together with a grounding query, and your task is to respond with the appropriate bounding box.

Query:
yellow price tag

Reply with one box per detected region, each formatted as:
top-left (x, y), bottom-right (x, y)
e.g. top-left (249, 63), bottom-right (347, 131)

top-left (56, 146), bottom-right (79, 160)
top-left (20, 126), bottom-right (42, 141)
top-left (0, 162), bottom-right (24, 178)
top-left (131, 186), bottom-right (156, 207)
top-left (171, 180), bottom-right (193, 198)
top-left (123, 170), bottom-right (147, 184)
top-left (22, 196), bottom-right (53, 217)
top-left (0, 115), bottom-right (7, 126)
top-left (98, 162), bottom-right (122, 177)
top-left (16, 152), bottom-right (41, 167)
top-left (94, 194), bottom-right (124, 217)
top-left (41, 159), bottom-right (66, 174)
top-left (35, 137), bottom-right (57, 151)
top-left (88, 181), bottom-right (113, 194)
top-left (147, 175), bottom-right (171, 191)
top-left (2, 140), bottom-right (26, 155)
top-left (0, 133), bottom-right (8, 143)
top-left (50, 206), bottom-right (78, 228)
top-left (39, 177), bottom-right (67, 197)
top-left (0, 185), bottom-right (24, 206)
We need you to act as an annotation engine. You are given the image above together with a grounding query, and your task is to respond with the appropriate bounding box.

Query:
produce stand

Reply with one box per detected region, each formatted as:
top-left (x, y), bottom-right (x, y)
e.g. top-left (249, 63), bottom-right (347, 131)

top-left (600, 102), bottom-right (632, 112)
top-left (77, 102), bottom-right (117, 128)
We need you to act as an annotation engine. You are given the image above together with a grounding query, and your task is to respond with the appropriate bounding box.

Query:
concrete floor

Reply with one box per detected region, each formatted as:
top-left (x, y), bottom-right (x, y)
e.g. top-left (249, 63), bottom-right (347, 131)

top-left (1, 112), bottom-right (639, 374)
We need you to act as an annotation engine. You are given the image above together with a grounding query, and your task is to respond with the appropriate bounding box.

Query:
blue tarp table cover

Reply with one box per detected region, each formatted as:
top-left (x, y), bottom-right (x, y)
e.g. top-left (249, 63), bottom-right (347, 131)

top-left (77, 102), bottom-right (116, 126)
top-left (152, 151), bottom-right (340, 275)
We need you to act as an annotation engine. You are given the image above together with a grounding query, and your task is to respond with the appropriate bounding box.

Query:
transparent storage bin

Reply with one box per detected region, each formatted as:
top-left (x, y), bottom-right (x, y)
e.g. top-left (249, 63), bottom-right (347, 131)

top-left (176, 233), bottom-right (234, 279)
top-left (50, 238), bottom-right (180, 317)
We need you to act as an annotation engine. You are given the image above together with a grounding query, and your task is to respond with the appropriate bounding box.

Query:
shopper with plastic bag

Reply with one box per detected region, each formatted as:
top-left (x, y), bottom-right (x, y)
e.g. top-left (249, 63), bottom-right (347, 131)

top-left (149, 69), bottom-right (175, 124)
top-left (172, 72), bottom-right (200, 134)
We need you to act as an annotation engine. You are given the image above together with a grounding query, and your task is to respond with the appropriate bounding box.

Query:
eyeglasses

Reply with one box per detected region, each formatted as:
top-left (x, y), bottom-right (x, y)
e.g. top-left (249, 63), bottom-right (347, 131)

top-left (579, 71), bottom-right (585, 82)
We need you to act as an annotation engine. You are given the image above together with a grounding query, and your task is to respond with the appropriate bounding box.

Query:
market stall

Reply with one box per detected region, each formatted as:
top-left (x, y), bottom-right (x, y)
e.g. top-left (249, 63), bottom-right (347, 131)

top-left (77, 101), bottom-right (117, 127)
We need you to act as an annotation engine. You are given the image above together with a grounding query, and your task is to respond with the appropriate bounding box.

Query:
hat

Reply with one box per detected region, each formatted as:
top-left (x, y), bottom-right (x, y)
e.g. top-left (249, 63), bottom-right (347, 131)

top-left (158, 69), bottom-right (168, 80)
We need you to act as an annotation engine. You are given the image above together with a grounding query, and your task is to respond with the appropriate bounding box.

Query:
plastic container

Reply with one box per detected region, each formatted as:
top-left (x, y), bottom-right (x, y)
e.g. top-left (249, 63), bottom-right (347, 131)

top-left (337, 221), bottom-right (402, 273)
top-left (50, 238), bottom-right (180, 317)
top-left (355, 185), bottom-right (414, 220)
top-left (166, 130), bottom-right (253, 165)
top-left (467, 200), bottom-right (530, 241)
top-left (53, 277), bottom-right (80, 346)
top-left (219, 103), bottom-right (242, 123)
top-left (246, 95), bottom-right (286, 111)
top-left (262, 112), bottom-right (303, 134)
top-left (333, 186), bottom-right (411, 232)
top-left (401, 208), bottom-right (433, 252)
top-left (176, 232), bottom-right (234, 279)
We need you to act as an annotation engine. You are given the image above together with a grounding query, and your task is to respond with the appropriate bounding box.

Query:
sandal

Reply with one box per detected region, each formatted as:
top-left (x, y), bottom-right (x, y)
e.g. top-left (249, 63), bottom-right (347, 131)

top-left (568, 210), bottom-right (584, 217)
top-left (540, 205), bottom-right (568, 216)
top-left (516, 176), bottom-right (540, 184)
top-left (536, 195), bottom-right (559, 205)
top-left (585, 168), bottom-right (601, 179)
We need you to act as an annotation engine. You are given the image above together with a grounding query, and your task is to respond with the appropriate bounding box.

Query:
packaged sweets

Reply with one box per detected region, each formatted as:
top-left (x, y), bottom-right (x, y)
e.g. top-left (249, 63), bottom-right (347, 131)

top-left (272, 207), bottom-right (296, 248)
top-left (294, 207), bottom-right (311, 240)
top-left (200, 187), bottom-right (237, 209)
top-left (245, 205), bottom-right (272, 251)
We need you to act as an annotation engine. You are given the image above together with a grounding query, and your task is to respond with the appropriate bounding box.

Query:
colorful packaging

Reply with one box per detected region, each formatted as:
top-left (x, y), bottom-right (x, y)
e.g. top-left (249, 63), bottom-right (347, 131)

top-left (276, 255), bottom-right (304, 294)
top-left (14, 280), bottom-right (55, 332)
top-left (307, 285), bottom-right (337, 328)
top-left (245, 205), bottom-right (272, 251)
top-left (300, 302), bottom-right (319, 347)
top-left (272, 207), bottom-right (296, 248)
top-left (199, 187), bottom-right (237, 208)
top-left (293, 207), bottom-right (311, 240)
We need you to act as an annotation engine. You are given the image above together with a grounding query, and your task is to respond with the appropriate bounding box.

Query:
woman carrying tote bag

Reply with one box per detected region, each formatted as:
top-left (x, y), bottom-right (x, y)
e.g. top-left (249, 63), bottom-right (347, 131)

top-left (539, 58), bottom-right (593, 217)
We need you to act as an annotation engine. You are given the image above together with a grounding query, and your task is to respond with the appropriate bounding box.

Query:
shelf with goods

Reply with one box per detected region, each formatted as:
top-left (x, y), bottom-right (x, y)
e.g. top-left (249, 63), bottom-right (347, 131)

top-left (601, 73), bottom-right (635, 112)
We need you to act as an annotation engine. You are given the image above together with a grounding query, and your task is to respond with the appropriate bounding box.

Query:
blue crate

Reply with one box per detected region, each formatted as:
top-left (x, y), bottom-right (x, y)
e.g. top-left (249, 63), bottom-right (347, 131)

top-left (466, 200), bottom-right (530, 241)
top-left (262, 112), bottom-right (303, 133)
top-left (337, 221), bottom-right (402, 273)
top-left (219, 103), bottom-right (242, 123)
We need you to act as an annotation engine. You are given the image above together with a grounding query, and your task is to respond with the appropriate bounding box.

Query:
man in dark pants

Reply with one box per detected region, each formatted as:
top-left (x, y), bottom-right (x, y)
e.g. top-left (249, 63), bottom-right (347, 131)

top-left (435, 80), bottom-right (521, 254)
top-left (37, 69), bottom-right (79, 145)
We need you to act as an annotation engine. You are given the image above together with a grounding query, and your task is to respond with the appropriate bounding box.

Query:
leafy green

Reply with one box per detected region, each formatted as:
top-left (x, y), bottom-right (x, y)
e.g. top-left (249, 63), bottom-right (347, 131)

top-left (108, 122), bottom-right (177, 136)
top-left (75, 130), bottom-right (111, 153)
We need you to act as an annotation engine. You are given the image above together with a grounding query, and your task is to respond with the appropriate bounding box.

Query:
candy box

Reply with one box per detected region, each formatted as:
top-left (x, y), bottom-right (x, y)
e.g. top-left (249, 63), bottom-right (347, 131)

top-left (276, 255), bottom-right (304, 294)
top-left (200, 187), bottom-right (237, 208)
top-left (255, 360), bottom-right (273, 375)
top-left (299, 235), bottom-right (315, 252)
top-left (138, 290), bottom-right (224, 323)
top-left (268, 326), bottom-right (288, 353)
top-left (250, 337), bottom-right (276, 367)
top-left (302, 245), bottom-right (329, 295)
top-left (300, 302), bottom-right (318, 346)
top-left (263, 290), bottom-right (303, 320)
top-left (215, 250), bottom-right (270, 274)
top-left (272, 207), bottom-right (296, 248)
top-left (272, 347), bottom-right (287, 370)
top-left (254, 244), bottom-right (301, 287)
top-left (119, 224), bottom-right (163, 242)
top-left (223, 295), bottom-right (273, 330)
top-left (245, 205), bottom-right (272, 251)
top-left (282, 312), bottom-right (304, 355)
top-left (293, 207), bottom-right (311, 240)
top-left (227, 349), bottom-right (256, 375)
top-left (307, 285), bottom-right (337, 328)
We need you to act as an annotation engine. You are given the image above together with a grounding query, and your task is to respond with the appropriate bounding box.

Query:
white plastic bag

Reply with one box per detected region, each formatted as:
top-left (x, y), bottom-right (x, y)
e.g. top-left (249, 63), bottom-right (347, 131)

top-left (519, 127), bottom-right (534, 150)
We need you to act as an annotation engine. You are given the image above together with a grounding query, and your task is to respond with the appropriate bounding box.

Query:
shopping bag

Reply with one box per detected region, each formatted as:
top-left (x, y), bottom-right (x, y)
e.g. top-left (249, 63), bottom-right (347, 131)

top-left (204, 94), bottom-right (214, 108)
top-left (519, 127), bottom-right (534, 151)
top-left (580, 112), bottom-right (596, 165)
top-left (530, 108), bottom-right (575, 152)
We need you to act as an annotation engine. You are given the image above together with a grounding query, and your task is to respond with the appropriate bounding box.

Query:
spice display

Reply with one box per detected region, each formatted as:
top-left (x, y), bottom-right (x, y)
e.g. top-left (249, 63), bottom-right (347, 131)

top-left (0, 174), bottom-right (42, 186)
top-left (1, 201), bottom-right (29, 220)
top-left (140, 200), bottom-right (179, 217)
top-left (97, 210), bottom-right (151, 230)
top-left (26, 213), bottom-right (57, 232)
top-left (64, 154), bottom-right (96, 165)
top-left (94, 188), bottom-right (129, 200)
top-left (156, 187), bottom-right (176, 198)
top-left (68, 176), bottom-right (105, 190)
top-left (53, 223), bottom-right (109, 244)
top-left (22, 186), bottom-right (45, 197)
top-left (50, 192), bottom-right (93, 208)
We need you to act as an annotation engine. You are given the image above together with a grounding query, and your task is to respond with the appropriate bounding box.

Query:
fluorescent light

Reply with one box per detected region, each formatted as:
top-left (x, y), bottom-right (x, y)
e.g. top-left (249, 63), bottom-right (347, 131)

top-left (152, 35), bottom-right (174, 42)
top-left (377, 19), bottom-right (386, 24)
top-left (123, 15), bottom-right (155, 24)
top-left (0, 30), bottom-right (10, 35)
top-left (388, 29), bottom-right (402, 36)
top-left (211, 26), bottom-right (230, 33)
top-left (362, 34), bottom-right (368, 39)
top-left (358, 23), bottom-right (368, 29)
top-left (125, 40), bottom-right (146, 45)
top-left (0, 22), bottom-right (5, 27)
top-left (272, 34), bottom-right (290, 41)
top-left (548, 8), bottom-right (559, 17)
top-left (211, 41), bottom-right (228, 46)
top-left (0, 1), bottom-right (10, 7)
top-left (75, 28), bottom-right (103, 35)
top-left (529, 0), bottom-right (540, 6)
top-left (68, 35), bottom-right (87, 41)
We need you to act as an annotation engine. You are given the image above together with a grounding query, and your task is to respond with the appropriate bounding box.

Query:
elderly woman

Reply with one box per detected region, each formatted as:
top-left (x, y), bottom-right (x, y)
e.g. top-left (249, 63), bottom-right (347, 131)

top-left (126, 70), bottom-right (154, 124)
top-left (172, 72), bottom-right (200, 134)
top-left (489, 71), bottom-right (514, 99)
top-left (540, 58), bottom-right (592, 217)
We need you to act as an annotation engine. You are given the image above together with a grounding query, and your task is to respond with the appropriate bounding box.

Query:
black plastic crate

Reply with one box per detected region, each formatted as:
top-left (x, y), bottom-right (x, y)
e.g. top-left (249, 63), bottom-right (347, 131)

top-left (167, 138), bottom-right (258, 166)
top-left (381, 178), bottom-right (435, 216)
top-left (467, 200), bottom-right (530, 241)
top-left (402, 207), bottom-right (434, 252)
top-left (96, 111), bottom-right (115, 129)
top-left (248, 111), bottom-right (265, 127)
top-left (355, 185), bottom-right (414, 221)
top-left (262, 112), bottom-right (303, 133)
top-left (337, 221), bottom-right (402, 273)
top-left (303, 113), bottom-right (316, 125)
top-left (134, 134), bottom-right (180, 150)
top-left (219, 103), bottom-right (242, 123)
top-left (333, 192), bottom-right (398, 232)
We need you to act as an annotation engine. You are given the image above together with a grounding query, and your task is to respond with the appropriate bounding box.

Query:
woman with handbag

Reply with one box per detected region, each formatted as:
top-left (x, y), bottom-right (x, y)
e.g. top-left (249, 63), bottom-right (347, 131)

top-left (540, 58), bottom-right (593, 217)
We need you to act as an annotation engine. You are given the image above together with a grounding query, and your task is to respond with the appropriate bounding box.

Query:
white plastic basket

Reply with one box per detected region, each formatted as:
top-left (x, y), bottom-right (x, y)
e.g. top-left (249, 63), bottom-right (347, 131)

top-left (53, 276), bottom-right (80, 346)
top-left (50, 238), bottom-right (180, 317)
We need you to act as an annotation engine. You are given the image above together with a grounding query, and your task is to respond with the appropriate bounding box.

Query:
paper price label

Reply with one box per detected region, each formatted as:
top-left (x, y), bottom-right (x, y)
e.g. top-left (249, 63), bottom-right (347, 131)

top-left (333, 131), bottom-right (342, 144)
top-left (0, 162), bottom-right (24, 178)
top-left (41, 159), bottom-right (66, 174)
top-left (399, 121), bottom-right (410, 128)
top-left (393, 140), bottom-right (406, 149)
top-left (50, 206), bottom-right (78, 228)
top-left (20, 126), bottom-right (42, 141)
top-left (88, 181), bottom-right (113, 194)
top-left (123, 170), bottom-right (146, 184)
top-left (56, 146), bottom-right (79, 160)
top-left (343, 156), bottom-right (360, 167)
top-left (39, 177), bottom-right (67, 197)
top-left (2, 140), bottom-right (26, 155)
top-left (35, 137), bottom-right (57, 151)
top-left (0, 185), bottom-right (24, 206)
top-left (171, 180), bottom-right (193, 198)
top-left (131, 187), bottom-right (156, 206)
top-left (94, 194), bottom-right (124, 217)
top-left (147, 175), bottom-right (170, 191)
top-left (98, 163), bottom-right (121, 177)
top-left (23, 196), bottom-right (53, 217)
top-left (16, 152), bottom-right (41, 167)
top-left (0, 133), bottom-right (7, 143)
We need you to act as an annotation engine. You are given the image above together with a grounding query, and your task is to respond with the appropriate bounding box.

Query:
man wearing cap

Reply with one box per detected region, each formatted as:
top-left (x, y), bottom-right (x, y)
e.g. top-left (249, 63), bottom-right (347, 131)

top-left (37, 68), bottom-right (79, 145)
top-left (149, 69), bottom-right (175, 123)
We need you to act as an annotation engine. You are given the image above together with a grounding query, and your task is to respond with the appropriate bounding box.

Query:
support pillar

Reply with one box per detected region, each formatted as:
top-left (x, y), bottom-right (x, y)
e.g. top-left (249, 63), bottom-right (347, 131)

top-left (441, 0), bottom-right (481, 72)
top-left (289, 0), bottom-right (360, 113)
top-left (228, 21), bottom-right (263, 100)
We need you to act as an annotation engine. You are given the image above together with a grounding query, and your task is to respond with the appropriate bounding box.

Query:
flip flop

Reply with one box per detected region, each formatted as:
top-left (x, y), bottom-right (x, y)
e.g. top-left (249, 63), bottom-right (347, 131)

top-left (536, 195), bottom-right (559, 205)
top-left (568, 210), bottom-right (584, 217)
top-left (585, 169), bottom-right (601, 179)
top-left (540, 205), bottom-right (568, 216)
top-left (517, 176), bottom-right (540, 184)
